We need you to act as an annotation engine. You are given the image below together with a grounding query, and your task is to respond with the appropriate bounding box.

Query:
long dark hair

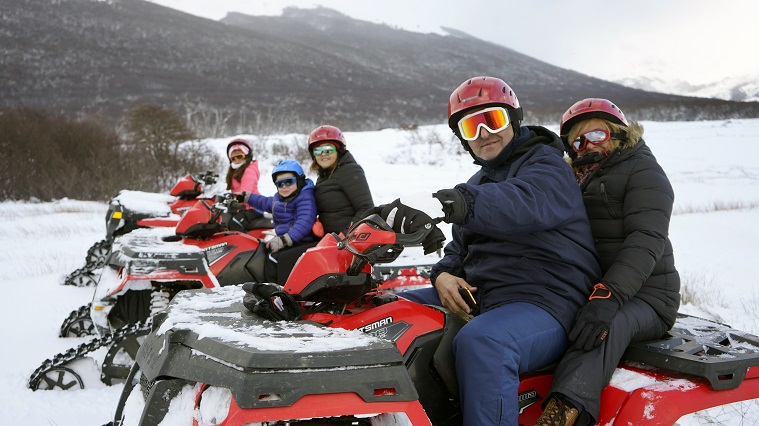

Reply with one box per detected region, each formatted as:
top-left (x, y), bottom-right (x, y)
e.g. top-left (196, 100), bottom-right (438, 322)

top-left (226, 159), bottom-right (251, 189)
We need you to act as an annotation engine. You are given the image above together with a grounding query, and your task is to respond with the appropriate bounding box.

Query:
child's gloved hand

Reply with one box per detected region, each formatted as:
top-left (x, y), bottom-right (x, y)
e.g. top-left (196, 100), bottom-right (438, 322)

top-left (267, 234), bottom-right (293, 253)
top-left (235, 192), bottom-right (250, 203)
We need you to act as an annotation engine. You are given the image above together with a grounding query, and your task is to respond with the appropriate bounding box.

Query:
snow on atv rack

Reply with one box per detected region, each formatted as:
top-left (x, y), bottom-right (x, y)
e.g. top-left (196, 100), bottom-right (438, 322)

top-left (625, 314), bottom-right (759, 390)
top-left (132, 287), bottom-right (423, 418)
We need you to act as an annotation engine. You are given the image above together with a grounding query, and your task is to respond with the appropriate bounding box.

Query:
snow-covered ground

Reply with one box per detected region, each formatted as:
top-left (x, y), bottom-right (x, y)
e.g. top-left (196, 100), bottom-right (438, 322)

top-left (2, 118), bottom-right (759, 425)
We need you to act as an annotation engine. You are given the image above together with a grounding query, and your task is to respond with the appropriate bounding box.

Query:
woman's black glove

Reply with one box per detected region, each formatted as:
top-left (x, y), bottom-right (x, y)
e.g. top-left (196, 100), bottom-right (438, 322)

top-left (568, 298), bottom-right (619, 351)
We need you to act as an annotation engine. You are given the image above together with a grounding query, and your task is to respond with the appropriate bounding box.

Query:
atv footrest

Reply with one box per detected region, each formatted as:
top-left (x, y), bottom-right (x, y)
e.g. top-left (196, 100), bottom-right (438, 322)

top-left (623, 313), bottom-right (759, 390)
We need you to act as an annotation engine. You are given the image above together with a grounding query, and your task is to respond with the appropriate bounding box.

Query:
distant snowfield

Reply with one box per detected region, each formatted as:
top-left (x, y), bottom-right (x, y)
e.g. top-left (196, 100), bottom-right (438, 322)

top-left (1, 119), bottom-right (758, 425)
top-left (615, 74), bottom-right (759, 103)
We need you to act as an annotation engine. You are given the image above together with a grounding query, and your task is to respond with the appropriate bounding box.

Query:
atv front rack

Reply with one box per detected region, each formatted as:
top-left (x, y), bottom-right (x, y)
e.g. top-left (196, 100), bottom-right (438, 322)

top-left (624, 313), bottom-right (759, 390)
top-left (112, 228), bottom-right (209, 277)
top-left (138, 287), bottom-right (420, 409)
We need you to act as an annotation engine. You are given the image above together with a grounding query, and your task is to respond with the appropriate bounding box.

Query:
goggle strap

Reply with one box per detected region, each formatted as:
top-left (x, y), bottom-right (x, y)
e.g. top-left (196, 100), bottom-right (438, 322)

top-left (611, 130), bottom-right (627, 141)
top-left (508, 107), bottom-right (523, 123)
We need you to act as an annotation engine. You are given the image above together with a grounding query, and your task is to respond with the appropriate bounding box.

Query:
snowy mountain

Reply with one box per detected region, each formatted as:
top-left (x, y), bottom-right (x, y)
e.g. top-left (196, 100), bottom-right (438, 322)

top-left (615, 75), bottom-right (759, 102)
top-left (2, 118), bottom-right (759, 424)
top-left (3, 0), bottom-right (759, 131)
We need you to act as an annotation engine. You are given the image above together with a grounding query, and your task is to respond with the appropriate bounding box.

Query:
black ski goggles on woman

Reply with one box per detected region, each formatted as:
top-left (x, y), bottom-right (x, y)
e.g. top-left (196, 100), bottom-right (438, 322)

top-left (571, 129), bottom-right (626, 152)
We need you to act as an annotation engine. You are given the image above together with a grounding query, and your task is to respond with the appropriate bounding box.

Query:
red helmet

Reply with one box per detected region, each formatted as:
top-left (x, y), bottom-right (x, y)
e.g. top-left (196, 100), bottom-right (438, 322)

top-left (308, 125), bottom-right (346, 152)
top-left (560, 98), bottom-right (629, 138)
top-left (447, 76), bottom-right (523, 131)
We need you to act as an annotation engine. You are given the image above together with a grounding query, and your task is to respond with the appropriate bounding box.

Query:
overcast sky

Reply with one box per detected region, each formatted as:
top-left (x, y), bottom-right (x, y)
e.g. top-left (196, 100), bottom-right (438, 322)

top-left (148, 0), bottom-right (759, 86)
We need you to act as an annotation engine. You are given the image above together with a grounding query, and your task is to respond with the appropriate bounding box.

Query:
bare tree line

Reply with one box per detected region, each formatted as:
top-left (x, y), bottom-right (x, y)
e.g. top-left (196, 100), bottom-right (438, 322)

top-left (0, 105), bottom-right (220, 201)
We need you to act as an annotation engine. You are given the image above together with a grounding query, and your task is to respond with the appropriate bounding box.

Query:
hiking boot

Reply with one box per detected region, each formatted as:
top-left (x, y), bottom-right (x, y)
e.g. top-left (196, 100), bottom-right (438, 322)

top-left (534, 394), bottom-right (579, 426)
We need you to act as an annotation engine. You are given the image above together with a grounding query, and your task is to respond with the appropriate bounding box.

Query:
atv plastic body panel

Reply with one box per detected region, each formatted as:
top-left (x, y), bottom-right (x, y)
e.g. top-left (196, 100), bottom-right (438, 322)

top-left (128, 287), bottom-right (759, 426)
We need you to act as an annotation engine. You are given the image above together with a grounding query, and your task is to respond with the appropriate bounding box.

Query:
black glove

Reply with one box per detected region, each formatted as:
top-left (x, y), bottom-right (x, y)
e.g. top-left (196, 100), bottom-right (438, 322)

top-left (422, 226), bottom-right (445, 254)
top-left (378, 199), bottom-right (432, 234)
top-left (229, 201), bottom-right (246, 212)
top-left (378, 199), bottom-right (445, 255)
top-left (242, 282), bottom-right (301, 321)
top-left (433, 189), bottom-right (468, 224)
top-left (568, 298), bottom-right (619, 351)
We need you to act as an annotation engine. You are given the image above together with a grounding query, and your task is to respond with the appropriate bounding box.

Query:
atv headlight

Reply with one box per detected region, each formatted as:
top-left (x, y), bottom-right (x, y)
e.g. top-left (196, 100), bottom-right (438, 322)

top-left (196, 385), bottom-right (232, 426)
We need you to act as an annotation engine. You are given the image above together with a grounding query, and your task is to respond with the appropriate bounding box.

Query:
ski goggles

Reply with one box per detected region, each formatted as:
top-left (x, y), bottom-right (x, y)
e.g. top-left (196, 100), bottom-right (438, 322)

top-left (313, 144), bottom-right (337, 156)
top-left (571, 129), bottom-right (620, 152)
top-left (275, 177), bottom-right (297, 188)
top-left (457, 107), bottom-right (511, 141)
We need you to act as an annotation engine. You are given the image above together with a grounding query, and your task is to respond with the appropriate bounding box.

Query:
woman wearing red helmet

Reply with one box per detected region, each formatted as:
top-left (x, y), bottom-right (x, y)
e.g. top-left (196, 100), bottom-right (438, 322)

top-left (307, 124), bottom-right (374, 235)
top-left (535, 99), bottom-right (681, 426)
top-left (382, 77), bottom-right (601, 426)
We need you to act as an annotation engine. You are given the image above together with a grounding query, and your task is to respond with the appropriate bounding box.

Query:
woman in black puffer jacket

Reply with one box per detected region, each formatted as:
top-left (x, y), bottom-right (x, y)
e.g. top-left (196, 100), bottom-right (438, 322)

top-left (307, 125), bottom-right (374, 235)
top-left (536, 99), bottom-right (681, 426)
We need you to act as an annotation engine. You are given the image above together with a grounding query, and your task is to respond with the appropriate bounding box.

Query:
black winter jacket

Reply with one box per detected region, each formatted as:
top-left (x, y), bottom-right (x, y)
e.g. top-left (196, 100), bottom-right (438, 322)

top-left (578, 139), bottom-right (680, 328)
top-left (314, 151), bottom-right (374, 234)
top-left (431, 126), bottom-right (601, 333)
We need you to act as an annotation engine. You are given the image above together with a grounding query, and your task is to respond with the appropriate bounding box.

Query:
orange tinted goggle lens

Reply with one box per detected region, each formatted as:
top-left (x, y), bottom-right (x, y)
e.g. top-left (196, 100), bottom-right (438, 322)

top-left (458, 107), bottom-right (511, 141)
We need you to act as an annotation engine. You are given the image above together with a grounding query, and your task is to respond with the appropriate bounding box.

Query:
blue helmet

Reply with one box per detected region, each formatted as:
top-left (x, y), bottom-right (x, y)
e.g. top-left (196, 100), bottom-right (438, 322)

top-left (271, 159), bottom-right (305, 182)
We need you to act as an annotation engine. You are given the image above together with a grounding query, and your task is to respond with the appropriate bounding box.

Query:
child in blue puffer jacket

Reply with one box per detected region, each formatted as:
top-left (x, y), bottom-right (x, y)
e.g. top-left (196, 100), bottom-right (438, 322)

top-left (243, 159), bottom-right (317, 283)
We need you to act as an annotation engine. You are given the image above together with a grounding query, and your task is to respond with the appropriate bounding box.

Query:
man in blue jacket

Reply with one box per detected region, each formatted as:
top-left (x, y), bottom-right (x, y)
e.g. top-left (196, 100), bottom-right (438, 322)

top-left (383, 76), bottom-right (601, 425)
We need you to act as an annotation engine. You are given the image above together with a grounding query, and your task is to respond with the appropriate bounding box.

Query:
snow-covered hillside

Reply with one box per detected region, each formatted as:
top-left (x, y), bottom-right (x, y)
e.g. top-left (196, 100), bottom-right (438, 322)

top-left (2, 119), bottom-right (759, 425)
top-left (615, 75), bottom-right (759, 102)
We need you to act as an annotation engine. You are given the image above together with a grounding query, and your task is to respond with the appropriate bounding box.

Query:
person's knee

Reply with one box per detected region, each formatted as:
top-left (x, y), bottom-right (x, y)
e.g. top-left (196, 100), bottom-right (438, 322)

top-left (453, 322), bottom-right (503, 360)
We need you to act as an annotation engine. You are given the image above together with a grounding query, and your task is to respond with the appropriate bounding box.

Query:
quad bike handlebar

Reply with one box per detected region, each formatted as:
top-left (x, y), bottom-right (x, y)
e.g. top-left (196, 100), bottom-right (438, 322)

top-left (340, 214), bottom-right (433, 261)
top-left (195, 170), bottom-right (219, 186)
top-left (338, 213), bottom-right (438, 277)
top-left (212, 193), bottom-right (246, 216)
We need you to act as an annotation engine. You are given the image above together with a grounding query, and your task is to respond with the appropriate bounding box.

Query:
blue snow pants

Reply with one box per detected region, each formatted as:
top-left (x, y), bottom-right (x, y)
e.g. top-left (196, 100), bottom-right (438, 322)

top-left (399, 288), bottom-right (569, 426)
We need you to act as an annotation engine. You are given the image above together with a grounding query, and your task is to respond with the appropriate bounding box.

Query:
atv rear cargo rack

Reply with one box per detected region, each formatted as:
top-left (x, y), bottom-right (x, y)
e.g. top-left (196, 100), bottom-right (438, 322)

top-left (624, 313), bottom-right (759, 390)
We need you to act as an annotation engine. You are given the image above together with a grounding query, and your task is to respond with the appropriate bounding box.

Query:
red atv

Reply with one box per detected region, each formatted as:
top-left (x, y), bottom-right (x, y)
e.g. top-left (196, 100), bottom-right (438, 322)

top-left (62, 171), bottom-right (231, 287)
top-left (30, 196), bottom-right (429, 391)
top-left (111, 214), bottom-right (759, 425)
